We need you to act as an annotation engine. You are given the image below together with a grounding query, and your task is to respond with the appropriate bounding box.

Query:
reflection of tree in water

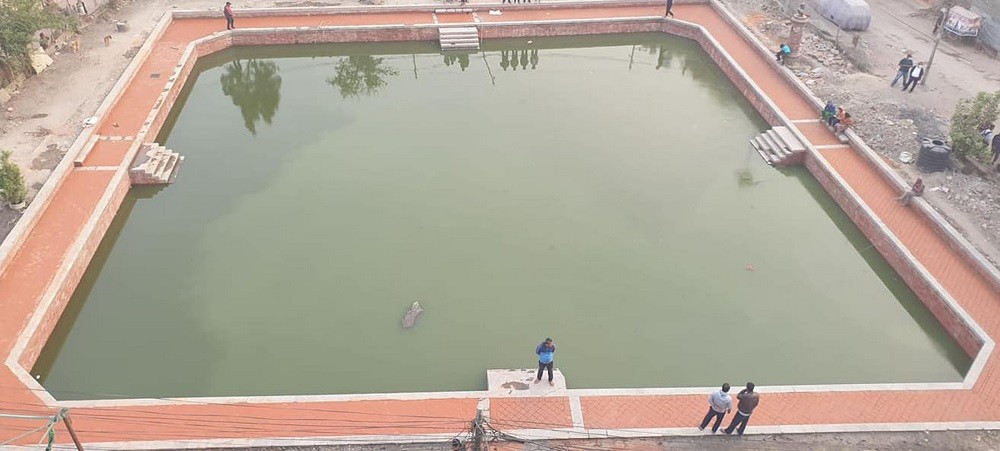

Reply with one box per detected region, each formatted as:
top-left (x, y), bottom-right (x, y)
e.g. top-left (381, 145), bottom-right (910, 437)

top-left (641, 44), bottom-right (673, 70)
top-left (327, 55), bottom-right (399, 99)
top-left (219, 59), bottom-right (282, 135)
top-left (651, 42), bottom-right (737, 104)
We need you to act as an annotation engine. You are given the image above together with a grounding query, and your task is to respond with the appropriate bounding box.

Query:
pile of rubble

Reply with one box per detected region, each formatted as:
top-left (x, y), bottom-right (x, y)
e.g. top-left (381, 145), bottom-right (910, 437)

top-left (800, 34), bottom-right (856, 73)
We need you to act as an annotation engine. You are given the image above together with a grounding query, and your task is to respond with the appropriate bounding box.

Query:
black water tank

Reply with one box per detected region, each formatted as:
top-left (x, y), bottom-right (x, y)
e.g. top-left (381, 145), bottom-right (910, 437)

top-left (916, 139), bottom-right (951, 173)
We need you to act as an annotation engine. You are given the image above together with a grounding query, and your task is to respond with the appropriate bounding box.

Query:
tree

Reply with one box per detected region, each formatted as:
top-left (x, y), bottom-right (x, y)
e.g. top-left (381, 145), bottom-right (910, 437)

top-left (219, 59), bottom-right (282, 135)
top-left (0, 150), bottom-right (27, 205)
top-left (0, 0), bottom-right (75, 76)
top-left (949, 90), bottom-right (1000, 162)
top-left (327, 55), bottom-right (398, 99)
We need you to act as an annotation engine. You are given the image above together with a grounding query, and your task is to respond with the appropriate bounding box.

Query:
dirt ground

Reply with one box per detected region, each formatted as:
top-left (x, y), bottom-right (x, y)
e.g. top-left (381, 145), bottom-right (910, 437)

top-left (724, 0), bottom-right (1000, 264)
top-left (2, 0), bottom-right (1000, 448)
top-left (185, 430), bottom-right (1000, 450)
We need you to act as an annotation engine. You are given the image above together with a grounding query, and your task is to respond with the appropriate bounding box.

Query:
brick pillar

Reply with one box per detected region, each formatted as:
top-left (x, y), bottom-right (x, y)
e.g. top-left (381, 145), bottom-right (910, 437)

top-left (788, 4), bottom-right (810, 59)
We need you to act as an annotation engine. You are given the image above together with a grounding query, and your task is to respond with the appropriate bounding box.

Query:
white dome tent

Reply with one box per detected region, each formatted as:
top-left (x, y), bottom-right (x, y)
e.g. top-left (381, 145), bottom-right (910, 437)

top-left (815, 0), bottom-right (872, 31)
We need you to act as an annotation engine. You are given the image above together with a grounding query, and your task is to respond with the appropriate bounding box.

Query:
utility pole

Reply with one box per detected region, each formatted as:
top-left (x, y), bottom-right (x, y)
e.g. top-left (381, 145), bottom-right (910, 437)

top-left (470, 409), bottom-right (484, 451)
top-left (59, 409), bottom-right (86, 451)
top-left (923, 7), bottom-right (946, 85)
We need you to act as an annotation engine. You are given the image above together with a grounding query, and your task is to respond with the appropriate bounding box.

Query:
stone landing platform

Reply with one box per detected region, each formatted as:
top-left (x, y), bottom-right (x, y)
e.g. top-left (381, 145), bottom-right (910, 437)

top-left (487, 368), bottom-right (568, 397)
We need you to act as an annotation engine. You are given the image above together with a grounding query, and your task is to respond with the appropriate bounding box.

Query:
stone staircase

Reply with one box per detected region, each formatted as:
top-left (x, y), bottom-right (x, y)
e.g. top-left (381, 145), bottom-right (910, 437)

top-left (129, 143), bottom-right (184, 185)
top-left (750, 126), bottom-right (807, 166)
top-left (439, 27), bottom-right (480, 51)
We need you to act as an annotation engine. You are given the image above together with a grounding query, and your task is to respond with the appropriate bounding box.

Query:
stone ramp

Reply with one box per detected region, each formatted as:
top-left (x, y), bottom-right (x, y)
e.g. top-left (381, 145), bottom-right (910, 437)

top-left (129, 142), bottom-right (184, 185)
top-left (439, 26), bottom-right (480, 51)
top-left (750, 125), bottom-right (807, 166)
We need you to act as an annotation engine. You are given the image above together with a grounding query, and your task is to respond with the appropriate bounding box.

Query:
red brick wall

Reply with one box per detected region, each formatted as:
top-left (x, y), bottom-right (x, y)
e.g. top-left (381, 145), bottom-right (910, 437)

top-left (18, 171), bottom-right (132, 368)
top-left (479, 20), bottom-right (662, 39)
top-left (230, 27), bottom-right (436, 46)
top-left (805, 154), bottom-right (983, 358)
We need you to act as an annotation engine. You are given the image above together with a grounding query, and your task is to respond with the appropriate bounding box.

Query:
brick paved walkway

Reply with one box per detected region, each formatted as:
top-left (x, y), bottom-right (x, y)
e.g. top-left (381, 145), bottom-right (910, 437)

top-left (2, 2), bottom-right (1000, 448)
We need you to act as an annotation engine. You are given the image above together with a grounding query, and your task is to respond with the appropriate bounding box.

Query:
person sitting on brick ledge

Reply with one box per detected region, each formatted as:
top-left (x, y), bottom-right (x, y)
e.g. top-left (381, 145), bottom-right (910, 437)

top-left (897, 178), bottom-right (925, 206)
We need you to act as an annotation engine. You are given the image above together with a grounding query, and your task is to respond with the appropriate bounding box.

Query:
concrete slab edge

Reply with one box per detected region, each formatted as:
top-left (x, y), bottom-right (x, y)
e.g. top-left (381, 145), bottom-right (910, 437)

top-left (55, 391), bottom-right (490, 408)
top-left (169, 0), bottom-right (683, 19)
top-left (19, 421), bottom-right (1000, 450)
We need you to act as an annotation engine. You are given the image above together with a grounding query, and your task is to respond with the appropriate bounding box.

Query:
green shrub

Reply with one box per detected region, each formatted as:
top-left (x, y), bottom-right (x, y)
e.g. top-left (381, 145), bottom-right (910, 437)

top-left (949, 90), bottom-right (1000, 162)
top-left (0, 0), bottom-right (76, 75)
top-left (0, 151), bottom-right (27, 205)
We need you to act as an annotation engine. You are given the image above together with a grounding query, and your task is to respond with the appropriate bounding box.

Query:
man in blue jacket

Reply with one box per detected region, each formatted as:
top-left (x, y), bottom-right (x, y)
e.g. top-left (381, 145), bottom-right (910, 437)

top-left (535, 338), bottom-right (556, 386)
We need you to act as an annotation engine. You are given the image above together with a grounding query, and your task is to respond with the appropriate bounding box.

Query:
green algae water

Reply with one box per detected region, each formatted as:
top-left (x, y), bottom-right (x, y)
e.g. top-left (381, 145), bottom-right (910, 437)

top-left (34, 34), bottom-right (970, 399)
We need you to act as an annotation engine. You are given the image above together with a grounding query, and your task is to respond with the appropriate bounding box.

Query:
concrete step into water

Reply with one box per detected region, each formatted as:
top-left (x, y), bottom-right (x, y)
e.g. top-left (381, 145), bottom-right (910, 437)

top-left (750, 137), bottom-right (774, 165)
top-left (130, 142), bottom-right (184, 185)
top-left (751, 126), bottom-right (808, 166)
top-left (764, 130), bottom-right (791, 156)
top-left (158, 154), bottom-right (179, 180)
top-left (759, 133), bottom-right (785, 161)
top-left (772, 126), bottom-right (807, 152)
top-left (439, 26), bottom-right (480, 51)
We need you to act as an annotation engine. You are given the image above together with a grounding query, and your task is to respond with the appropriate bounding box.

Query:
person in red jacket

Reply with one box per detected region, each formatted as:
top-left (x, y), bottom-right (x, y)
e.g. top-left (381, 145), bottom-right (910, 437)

top-left (897, 178), bottom-right (925, 206)
top-left (224, 2), bottom-right (235, 30)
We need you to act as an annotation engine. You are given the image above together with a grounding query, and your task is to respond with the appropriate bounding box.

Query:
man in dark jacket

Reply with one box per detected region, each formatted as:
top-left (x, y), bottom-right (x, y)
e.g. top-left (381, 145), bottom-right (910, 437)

top-left (890, 53), bottom-right (913, 87)
top-left (723, 382), bottom-right (759, 436)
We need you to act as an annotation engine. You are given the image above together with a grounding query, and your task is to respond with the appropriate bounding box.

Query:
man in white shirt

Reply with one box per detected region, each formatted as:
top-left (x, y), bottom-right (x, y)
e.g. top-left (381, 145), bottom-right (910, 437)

top-left (902, 62), bottom-right (925, 92)
top-left (698, 383), bottom-right (732, 433)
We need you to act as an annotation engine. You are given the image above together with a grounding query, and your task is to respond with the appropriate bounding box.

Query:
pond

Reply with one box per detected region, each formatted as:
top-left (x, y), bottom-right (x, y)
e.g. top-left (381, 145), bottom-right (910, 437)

top-left (34, 34), bottom-right (969, 400)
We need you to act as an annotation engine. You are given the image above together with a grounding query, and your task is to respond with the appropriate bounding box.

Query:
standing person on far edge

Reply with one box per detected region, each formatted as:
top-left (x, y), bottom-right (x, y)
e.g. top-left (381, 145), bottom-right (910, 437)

top-left (224, 1), bottom-right (235, 30)
top-left (664, 0), bottom-right (674, 17)
top-left (698, 383), bottom-right (732, 433)
top-left (723, 382), bottom-right (759, 436)
top-left (535, 338), bottom-right (556, 386)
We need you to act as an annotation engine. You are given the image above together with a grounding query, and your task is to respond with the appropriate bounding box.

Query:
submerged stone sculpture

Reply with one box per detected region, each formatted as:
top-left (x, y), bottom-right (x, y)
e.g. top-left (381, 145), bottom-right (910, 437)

top-left (401, 301), bottom-right (424, 329)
